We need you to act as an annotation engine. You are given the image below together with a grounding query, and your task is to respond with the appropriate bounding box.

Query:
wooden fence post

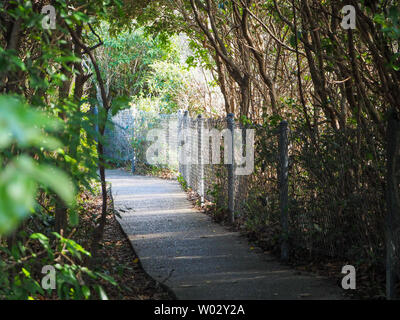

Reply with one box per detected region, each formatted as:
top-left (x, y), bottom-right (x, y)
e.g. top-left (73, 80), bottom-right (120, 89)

top-left (183, 111), bottom-right (189, 184)
top-left (198, 114), bottom-right (205, 205)
top-left (279, 120), bottom-right (289, 261)
top-left (165, 115), bottom-right (169, 166)
top-left (177, 110), bottom-right (183, 177)
top-left (227, 113), bottom-right (235, 223)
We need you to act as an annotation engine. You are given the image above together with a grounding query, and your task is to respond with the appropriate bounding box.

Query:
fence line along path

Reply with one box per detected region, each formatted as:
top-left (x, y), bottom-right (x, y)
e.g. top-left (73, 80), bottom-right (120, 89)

top-left (106, 169), bottom-right (345, 300)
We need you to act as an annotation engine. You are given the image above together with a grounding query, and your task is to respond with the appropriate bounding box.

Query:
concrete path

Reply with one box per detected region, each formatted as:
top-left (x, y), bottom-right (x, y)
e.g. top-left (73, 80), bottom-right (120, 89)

top-left (106, 169), bottom-right (345, 300)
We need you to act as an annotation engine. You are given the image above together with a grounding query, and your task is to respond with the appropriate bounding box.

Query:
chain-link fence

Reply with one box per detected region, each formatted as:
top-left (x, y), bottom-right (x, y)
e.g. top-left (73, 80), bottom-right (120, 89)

top-left (133, 111), bottom-right (180, 171)
top-left (104, 109), bottom-right (135, 164)
top-left (177, 111), bottom-right (283, 235)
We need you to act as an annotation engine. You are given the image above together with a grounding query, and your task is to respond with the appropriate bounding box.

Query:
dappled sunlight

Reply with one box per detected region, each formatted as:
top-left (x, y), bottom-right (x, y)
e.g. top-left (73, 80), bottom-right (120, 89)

top-left (121, 208), bottom-right (195, 216)
top-left (113, 193), bottom-right (186, 200)
top-left (129, 231), bottom-right (184, 241)
top-left (3, 0), bottom-right (393, 301)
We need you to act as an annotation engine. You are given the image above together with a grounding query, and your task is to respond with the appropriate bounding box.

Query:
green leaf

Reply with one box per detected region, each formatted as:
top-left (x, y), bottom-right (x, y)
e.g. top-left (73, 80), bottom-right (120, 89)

top-left (111, 96), bottom-right (131, 116)
top-left (30, 233), bottom-right (50, 250)
top-left (81, 285), bottom-right (91, 299)
top-left (16, 157), bottom-right (75, 206)
top-left (69, 208), bottom-right (79, 227)
top-left (21, 267), bottom-right (31, 278)
top-left (96, 285), bottom-right (109, 300)
top-left (98, 273), bottom-right (117, 286)
top-left (0, 95), bottom-right (62, 150)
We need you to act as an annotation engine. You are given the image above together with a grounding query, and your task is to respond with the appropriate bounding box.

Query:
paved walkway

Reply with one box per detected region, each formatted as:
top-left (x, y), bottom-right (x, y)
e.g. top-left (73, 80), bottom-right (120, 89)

top-left (106, 169), bottom-right (345, 300)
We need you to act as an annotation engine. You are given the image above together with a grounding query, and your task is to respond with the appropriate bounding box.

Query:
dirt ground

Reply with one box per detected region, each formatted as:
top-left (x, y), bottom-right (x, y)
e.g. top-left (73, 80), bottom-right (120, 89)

top-left (97, 207), bottom-right (174, 300)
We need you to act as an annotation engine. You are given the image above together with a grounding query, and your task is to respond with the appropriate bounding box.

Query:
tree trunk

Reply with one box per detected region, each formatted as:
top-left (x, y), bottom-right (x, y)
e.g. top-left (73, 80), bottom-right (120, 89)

top-left (55, 198), bottom-right (68, 235)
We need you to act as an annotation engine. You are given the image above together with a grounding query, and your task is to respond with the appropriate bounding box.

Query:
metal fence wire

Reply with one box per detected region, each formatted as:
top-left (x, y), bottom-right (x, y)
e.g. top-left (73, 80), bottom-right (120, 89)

top-left (104, 109), bottom-right (135, 163)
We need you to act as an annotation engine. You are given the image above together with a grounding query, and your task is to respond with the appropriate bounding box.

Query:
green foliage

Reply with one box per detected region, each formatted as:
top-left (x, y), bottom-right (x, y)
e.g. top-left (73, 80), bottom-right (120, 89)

top-left (0, 231), bottom-right (116, 300)
top-left (177, 174), bottom-right (188, 191)
top-left (0, 96), bottom-right (75, 235)
top-left (143, 60), bottom-right (188, 113)
top-left (373, 5), bottom-right (400, 70)
top-left (0, 0), bottom-right (140, 300)
top-left (0, 96), bottom-right (60, 150)
top-left (186, 39), bottom-right (214, 70)
top-left (94, 25), bottom-right (180, 98)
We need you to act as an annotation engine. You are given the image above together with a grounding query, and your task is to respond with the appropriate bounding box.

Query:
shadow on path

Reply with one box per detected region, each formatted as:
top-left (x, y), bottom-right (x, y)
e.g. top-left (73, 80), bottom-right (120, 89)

top-left (106, 169), bottom-right (345, 300)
